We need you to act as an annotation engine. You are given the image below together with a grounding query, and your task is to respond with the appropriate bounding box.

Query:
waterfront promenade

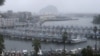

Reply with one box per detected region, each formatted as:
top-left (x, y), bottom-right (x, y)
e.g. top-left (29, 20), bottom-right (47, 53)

top-left (2, 47), bottom-right (100, 56)
top-left (0, 47), bottom-right (84, 56)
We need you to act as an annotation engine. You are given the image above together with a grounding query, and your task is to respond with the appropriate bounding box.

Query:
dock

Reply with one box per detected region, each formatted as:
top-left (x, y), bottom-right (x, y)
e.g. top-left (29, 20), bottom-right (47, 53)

top-left (0, 25), bottom-right (100, 44)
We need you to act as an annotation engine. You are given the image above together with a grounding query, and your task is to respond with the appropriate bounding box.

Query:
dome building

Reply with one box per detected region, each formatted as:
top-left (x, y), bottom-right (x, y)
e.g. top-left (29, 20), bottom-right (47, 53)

top-left (39, 5), bottom-right (58, 15)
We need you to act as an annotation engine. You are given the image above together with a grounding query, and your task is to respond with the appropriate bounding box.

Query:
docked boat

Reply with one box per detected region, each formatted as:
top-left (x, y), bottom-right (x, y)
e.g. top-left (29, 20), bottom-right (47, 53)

top-left (55, 49), bottom-right (68, 54)
top-left (70, 37), bottom-right (87, 44)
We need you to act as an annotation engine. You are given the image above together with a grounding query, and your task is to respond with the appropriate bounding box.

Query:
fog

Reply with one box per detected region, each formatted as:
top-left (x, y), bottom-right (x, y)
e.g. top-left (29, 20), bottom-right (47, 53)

top-left (0, 0), bottom-right (100, 13)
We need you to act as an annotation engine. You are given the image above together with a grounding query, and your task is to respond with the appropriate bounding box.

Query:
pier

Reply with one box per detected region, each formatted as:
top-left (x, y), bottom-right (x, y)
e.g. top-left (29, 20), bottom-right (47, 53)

top-left (0, 25), bottom-right (100, 43)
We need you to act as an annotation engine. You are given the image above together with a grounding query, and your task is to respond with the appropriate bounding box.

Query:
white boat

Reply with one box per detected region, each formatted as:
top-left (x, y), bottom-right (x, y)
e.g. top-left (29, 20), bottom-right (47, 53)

top-left (70, 49), bottom-right (78, 54)
top-left (38, 49), bottom-right (43, 55)
top-left (55, 49), bottom-right (68, 54)
top-left (23, 50), bottom-right (28, 54)
top-left (70, 37), bottom-right (87, 44)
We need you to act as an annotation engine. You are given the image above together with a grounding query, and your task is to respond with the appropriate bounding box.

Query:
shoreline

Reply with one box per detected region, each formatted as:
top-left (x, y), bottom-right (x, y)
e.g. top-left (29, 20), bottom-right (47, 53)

top-left (44, 18), bottom-right (78, 21)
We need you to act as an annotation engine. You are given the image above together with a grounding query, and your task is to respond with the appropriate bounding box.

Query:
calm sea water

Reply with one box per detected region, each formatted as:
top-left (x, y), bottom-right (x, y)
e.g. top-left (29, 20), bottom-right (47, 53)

top-left (42, 17), bottom-right (96, 27)
top-left (4, 38), bottom-right (100, 51)
top-left (4, 17), bottom-right (100, 51)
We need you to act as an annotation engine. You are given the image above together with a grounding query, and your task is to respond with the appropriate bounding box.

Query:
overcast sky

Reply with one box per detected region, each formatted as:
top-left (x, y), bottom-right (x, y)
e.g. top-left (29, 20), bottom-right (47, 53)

top-left (0, 0), bottom-right (100, 13)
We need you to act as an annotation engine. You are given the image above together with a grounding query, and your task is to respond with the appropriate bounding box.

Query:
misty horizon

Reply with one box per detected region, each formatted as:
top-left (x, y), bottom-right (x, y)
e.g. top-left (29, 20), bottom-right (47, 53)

top-left (0, 0), bottom-right (100, 14)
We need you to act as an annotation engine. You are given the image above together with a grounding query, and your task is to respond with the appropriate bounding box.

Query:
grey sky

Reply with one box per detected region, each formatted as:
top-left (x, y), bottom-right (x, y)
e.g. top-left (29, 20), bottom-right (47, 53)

top-left (0, 0), bottom-right (100, 13)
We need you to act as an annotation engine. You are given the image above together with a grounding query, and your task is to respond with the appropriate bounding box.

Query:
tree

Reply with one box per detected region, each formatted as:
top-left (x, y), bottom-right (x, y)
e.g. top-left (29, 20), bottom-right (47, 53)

top-left (93, 15), bottom-right (100, 24)
top-left (81, 48), bottom-right (87, 56)
top-left (81, 46), bottom-right (93, 56)
top-left (0, 1), bottom-right (5, 55)
top-left (0, 34), bottom-right (5, 56)
top-left (32, 39), bottom-right (41, 56)
top-left (62, 31), bottom-right (68, 56)
top-left (0, 0), bottom-right (5, 6)
top-left (93, 26), bottom-right (97, 51)
top-left (86, 46), bottom-right (93, 56)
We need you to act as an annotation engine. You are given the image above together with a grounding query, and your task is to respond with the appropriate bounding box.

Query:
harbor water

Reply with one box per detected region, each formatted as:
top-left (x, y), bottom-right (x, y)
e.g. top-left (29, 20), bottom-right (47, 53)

top-left (4, 38), bottom-right (100, 51)
top-left (4, 16), bottom-right (100, 51)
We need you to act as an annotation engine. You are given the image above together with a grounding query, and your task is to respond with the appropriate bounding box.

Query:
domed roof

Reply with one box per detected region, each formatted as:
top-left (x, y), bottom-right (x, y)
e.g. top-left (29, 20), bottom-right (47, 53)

top-left (39, 5), bottom-right (58, 14)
